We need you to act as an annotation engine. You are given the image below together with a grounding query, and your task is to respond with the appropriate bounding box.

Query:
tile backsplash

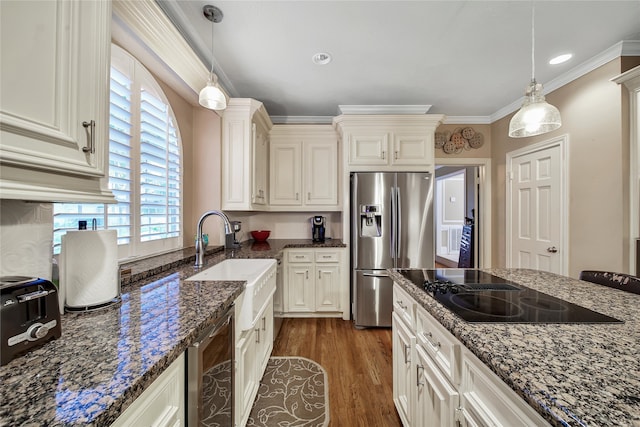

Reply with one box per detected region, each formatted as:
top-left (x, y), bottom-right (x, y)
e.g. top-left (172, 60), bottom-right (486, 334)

top-left (0, 200), bottom-right (53, 279)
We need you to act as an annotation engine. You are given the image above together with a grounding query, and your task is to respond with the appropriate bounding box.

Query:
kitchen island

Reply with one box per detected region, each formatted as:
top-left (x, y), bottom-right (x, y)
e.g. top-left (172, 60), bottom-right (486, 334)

top-left (0, 239), bottom-right (345, 426)
top-left (388, 268), bottom-right (640, 427)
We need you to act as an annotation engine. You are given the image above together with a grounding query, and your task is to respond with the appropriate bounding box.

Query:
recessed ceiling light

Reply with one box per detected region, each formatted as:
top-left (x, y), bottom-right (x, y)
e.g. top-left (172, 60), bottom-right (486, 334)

top-left (312, 52), bottom-right (332, 65)
top-left (549, 53), bottom-right (573, 65)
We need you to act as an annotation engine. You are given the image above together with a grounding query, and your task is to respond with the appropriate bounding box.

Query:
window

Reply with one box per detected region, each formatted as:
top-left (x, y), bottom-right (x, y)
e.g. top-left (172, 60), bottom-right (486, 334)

top-left (53, 45), bottom-right (182, 259)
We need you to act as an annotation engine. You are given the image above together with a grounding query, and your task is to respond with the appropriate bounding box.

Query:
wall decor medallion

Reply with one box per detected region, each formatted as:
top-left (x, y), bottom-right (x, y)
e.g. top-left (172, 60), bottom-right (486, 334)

top-left (435, 127), bottom-right (484, 154)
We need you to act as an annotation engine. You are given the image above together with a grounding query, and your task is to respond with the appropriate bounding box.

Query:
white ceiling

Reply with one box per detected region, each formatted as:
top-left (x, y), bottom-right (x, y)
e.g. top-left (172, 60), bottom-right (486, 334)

top-left (157, 1), bottom-right (640, 123)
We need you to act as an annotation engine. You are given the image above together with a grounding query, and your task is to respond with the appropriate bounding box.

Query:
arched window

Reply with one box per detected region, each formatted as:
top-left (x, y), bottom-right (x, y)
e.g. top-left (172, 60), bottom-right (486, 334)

top-left (53, 45), bottom-right (183, 259)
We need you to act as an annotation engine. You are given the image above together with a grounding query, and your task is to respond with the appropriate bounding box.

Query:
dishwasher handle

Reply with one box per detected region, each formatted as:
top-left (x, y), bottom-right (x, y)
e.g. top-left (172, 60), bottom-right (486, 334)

top-left (191, 306), bottom-right (234, 348)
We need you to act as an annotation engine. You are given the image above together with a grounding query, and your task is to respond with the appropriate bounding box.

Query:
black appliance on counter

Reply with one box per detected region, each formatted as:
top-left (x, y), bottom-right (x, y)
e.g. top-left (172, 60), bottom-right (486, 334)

top-left (311, 216), bottom-right (326, 242)
top-left (1, 276), bottom-right (62, 366)
top-left (399, 269), bottom-right (623, 323)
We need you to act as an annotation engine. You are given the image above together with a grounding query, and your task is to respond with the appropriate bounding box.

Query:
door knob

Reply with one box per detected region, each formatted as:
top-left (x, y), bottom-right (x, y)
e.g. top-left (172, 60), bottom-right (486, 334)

top-left (547, 246), bottom-right (558, 253)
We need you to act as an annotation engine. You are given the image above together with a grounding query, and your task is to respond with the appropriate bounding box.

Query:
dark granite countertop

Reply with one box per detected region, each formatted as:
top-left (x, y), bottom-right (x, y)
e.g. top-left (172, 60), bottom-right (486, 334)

top-left (388, 268), bottom-right (640, 427)
top-left (0, 239), bottom-right (345, 426)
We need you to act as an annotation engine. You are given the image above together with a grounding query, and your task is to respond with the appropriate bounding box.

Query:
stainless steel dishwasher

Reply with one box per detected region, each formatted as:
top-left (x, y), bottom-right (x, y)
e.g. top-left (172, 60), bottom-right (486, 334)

top-left (187, 306), bottom-right (234, 427)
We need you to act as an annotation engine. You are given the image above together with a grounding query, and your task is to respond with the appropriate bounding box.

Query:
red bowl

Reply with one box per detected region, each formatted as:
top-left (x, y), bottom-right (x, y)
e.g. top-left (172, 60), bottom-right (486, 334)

top-left (251, 230), bottom-right (271, 242)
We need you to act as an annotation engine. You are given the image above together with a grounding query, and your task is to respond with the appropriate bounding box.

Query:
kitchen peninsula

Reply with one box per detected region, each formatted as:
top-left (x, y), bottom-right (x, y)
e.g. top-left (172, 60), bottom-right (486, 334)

top-left (389, 268), bottom-right (640, 427)
top-left (0, 239), bottom-right (345, 426)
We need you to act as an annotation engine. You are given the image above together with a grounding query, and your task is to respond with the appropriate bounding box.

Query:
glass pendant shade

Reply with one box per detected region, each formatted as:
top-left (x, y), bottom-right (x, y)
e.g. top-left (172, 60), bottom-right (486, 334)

top-left (199, 74), bottom-right (227, 110)
top-left (509, 80), bottom-right (562, 138)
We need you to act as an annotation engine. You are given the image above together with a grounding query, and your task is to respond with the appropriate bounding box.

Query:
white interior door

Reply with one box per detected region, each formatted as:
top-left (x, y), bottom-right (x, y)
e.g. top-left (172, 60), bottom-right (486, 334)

top-left (507, 138), bottom-right (567, 274)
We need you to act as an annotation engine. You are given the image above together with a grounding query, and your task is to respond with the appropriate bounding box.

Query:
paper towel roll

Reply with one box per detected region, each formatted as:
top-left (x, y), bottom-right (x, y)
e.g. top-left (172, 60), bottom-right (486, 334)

top-left (60, 230), bottom-right (119, 309)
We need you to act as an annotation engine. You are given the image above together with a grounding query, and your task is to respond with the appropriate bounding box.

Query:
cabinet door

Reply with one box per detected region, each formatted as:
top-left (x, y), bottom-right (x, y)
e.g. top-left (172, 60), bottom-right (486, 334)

top-left (236, 330), bottom-right (258, 426)
top-left (348, 132), bottom-right (389, 165)
top-left (256, 300), bottom-right (274, 374)
top-left (315, 264), bottom-right (341, 311)
top-left (252, 122), bottom-right (269, 205)
top-left (304, 140), bottom-right (338, 205)
top-left (270, 141), bottom-right (302, 205)
top-left (392, 312), bottom-right (414, 427)
top-left (415, 345), bottom-right (460, 427)
top-left (286, 265), bottom-right (314, 312)
top-left (111, 354), bottom-right (185, 427)
top-left (0, 0), bottom-right (111, 202)
top-left (392, 132), bottom-right (433, 166)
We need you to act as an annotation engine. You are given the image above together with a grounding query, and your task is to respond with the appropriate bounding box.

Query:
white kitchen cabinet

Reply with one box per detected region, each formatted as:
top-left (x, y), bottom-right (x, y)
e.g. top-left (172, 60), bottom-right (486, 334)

top-left (222, 98), bottom-right (273, 211)
top-left (415, 344), bottom-right (460, 427)
top-left (235, 295), bottom-right (274, 427)
top-left (111, 353), bottom-right (185, 427)
top-left (333, 115), bottom-right (444, 172)
top-left (286, 263), bottom-right (314, 313)
top-left (269, 125), bottom-right (339, 210)
top-left (283, 248), bottom-right (348, 318)
top-left (392, 282), bottom-right (550, 427)
top-left (392, 312), bottom-right (415, 427)
top-left (270, 140), bottom-right (302, 205)
top-left (0, 0), bottom-right (113, 203)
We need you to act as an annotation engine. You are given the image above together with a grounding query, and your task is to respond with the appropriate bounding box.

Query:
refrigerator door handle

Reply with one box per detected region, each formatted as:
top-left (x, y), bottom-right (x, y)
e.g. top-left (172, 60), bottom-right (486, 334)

top-left (390, 186), bottom-right (396, 259)
top-left (362, 272), bottom-right (389, 278)
top-left (396, 185), bottom-right (402, 259)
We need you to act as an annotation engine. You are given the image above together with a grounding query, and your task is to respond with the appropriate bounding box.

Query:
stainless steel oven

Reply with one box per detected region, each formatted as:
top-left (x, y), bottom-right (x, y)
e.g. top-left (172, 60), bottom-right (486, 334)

top-left (187, 306), bottom-right (234, 427)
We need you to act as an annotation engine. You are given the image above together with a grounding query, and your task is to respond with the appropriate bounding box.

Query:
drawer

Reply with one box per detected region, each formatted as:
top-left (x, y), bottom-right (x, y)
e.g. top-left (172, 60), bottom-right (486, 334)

top-left (393, 284), bottom-right (415, 329)
top-left (416, 304), bottom-right (461, 385)
top-left (314, 251), bottom-right (340, 263)
top-left (287, 250), bottom-right (313, 263)
top-left (461, 354), bottom-right (549, 426)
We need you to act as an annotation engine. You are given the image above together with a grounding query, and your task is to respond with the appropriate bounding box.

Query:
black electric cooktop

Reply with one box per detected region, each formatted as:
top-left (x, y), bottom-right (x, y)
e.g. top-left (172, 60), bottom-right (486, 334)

top-left (398, 269), bottom-right (623, 324)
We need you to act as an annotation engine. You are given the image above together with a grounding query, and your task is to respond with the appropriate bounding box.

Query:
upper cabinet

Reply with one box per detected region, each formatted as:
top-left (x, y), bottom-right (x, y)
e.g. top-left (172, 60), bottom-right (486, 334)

top-left (221, 99), bottom-right (273, 211)
top-left (0, 0), bottom-right (113, 203)
top-left (269, 125), bottom-right (340, 210)
top-left (333, 115), bottom-right (445, 171)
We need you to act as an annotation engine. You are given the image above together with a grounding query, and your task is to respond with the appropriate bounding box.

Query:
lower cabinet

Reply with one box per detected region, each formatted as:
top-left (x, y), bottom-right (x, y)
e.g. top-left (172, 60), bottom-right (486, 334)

top-left (235, 298), bottom-right (274, 427)
top-left (111, 353), bottom-right (185, 427)
top-left (283, 248), bottom-right (348, 319)
top-left (392, 283), bottom-right (549, 427)
top-left (392, 312), bottom-right (414, 426)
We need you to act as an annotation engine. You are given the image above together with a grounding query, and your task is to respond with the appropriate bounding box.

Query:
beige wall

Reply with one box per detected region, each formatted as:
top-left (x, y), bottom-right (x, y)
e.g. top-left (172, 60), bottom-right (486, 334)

top-left (490, 59), bottom-right (629, 278)
top-left (156, 76), bottom-right (224, 247)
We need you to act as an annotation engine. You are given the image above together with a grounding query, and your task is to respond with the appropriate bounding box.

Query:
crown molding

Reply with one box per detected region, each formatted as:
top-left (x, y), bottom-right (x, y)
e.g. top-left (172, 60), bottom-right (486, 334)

top-left (338, 105), bottom-right (432, 115)
top-left (270, 116), bottom-right (334, 124)
top-left (443, 116), bottom-right (492, 125)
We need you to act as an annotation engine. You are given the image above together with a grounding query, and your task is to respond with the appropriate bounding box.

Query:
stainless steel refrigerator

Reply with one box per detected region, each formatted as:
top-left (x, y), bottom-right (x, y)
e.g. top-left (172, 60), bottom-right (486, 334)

top-left (351, 172), bottom-right (434, 327)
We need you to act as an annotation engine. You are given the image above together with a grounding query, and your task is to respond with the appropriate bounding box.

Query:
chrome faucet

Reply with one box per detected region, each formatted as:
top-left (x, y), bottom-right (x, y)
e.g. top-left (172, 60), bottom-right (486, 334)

top-left (195, 210), bottom-right (233, 268)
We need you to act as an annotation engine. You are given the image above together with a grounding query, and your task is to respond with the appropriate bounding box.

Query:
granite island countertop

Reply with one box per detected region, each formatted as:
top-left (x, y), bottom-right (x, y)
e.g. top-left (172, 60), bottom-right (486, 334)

top-left (388, 268), bottom-right (640, 427)
top-left (0, 239), bottom-right (345, 426)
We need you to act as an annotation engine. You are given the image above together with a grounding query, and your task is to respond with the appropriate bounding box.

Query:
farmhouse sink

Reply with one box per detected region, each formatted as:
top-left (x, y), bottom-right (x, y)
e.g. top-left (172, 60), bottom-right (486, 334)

top-left (187, 258), bottom-right (277, 331)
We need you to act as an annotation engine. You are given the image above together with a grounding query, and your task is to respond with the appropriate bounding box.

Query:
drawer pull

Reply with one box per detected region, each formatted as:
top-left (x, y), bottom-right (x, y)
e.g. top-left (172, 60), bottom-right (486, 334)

top-left (396, 300), bottom-right (406, 310)
top-left (255, 328), bottom-right (261, 343)
top-left (424, 331), bottom-right (441, 349)
top-left (416, 364), bottom-right (424, 387)
top-left (403, 344), bottom-right (410, 364)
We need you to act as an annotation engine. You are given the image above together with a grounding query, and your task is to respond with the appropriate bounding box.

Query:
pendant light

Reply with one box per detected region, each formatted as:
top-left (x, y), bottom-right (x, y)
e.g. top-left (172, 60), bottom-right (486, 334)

top-left (508, 2), bottom-right (561, 138)
top-left (199, 5), bottom-right (227, 111)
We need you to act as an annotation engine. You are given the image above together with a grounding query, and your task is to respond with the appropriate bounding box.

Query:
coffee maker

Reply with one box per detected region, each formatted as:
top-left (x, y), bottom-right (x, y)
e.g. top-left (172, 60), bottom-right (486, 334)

top-left (311, 216), bottom-right (326, 242)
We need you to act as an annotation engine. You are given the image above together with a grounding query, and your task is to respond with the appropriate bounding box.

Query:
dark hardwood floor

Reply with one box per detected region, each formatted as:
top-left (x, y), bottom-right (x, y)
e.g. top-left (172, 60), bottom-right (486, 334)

top-left (272, 318), bottom-right (402, 427)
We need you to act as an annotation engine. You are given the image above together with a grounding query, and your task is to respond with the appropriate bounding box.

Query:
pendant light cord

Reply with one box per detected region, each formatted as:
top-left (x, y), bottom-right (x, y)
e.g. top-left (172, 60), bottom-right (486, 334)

top-left (531, 1), bottom-right (535, 82)
top-left (210, 21), bottom-right (215, 77)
